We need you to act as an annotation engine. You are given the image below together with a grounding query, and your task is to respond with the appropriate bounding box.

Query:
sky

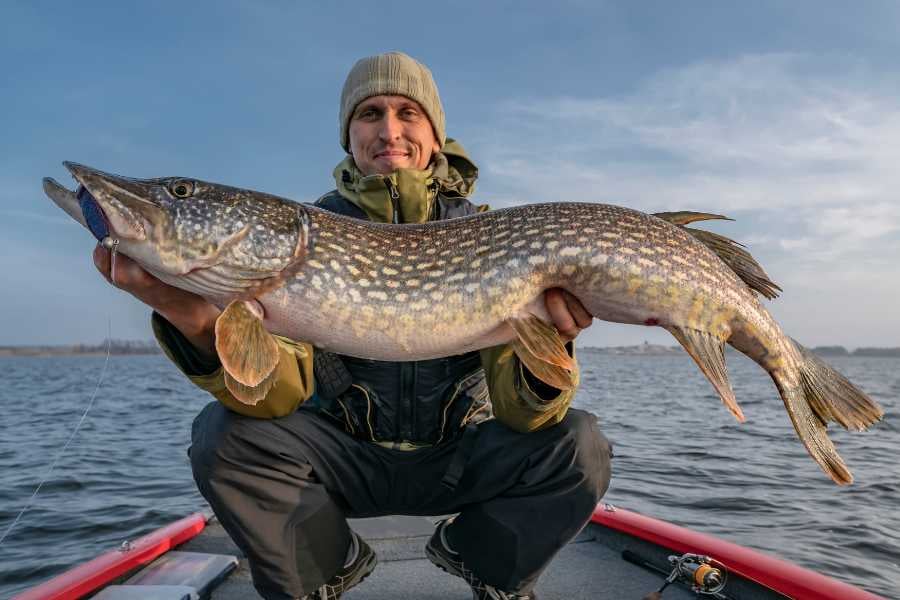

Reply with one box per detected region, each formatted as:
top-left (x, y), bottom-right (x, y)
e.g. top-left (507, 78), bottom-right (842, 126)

top-left (1, 1), bottom-right (898, 349)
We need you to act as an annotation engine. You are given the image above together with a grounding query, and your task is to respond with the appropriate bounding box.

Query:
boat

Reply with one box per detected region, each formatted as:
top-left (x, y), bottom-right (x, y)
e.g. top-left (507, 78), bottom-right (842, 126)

top-left (13, 503), bottom-right (884, 600)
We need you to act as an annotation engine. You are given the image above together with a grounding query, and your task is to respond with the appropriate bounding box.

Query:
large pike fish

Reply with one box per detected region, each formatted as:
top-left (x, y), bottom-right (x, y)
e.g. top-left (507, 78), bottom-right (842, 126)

top-left (43, 162), bottom-right (883, 485)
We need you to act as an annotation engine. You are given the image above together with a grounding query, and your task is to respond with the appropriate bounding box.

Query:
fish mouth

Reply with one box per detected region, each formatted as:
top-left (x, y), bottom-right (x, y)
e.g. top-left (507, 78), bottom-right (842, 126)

top-left (42, 177), bottom-right (89, 230)
top-left (42, 176), bottom-right (118, 241)
top-left (62, 162), bottom-right (167, 242)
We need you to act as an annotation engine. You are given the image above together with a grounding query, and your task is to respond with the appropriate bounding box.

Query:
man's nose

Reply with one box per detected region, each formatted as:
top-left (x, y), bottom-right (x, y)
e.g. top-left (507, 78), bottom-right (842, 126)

top-left (378, 112), bottom-right (403, 141)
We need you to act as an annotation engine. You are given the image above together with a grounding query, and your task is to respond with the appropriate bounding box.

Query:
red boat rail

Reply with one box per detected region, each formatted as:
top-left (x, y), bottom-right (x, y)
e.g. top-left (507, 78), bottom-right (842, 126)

top-left (591, 504), bottom-right (883, 600)
top-left (13, 512), bottom-right (208, 600)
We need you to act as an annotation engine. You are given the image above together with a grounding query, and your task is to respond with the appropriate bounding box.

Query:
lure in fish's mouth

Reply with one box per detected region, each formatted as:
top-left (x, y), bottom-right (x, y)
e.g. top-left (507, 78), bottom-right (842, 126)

top-left (76, 185), bottom-right (112, 242)
top-left (62, 161), bottom-right (169, 244)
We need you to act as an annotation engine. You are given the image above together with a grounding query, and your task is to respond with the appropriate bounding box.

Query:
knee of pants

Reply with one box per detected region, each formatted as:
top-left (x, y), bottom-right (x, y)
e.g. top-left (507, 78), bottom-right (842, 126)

top-left (556, 409), bottom-right (613, 501)
top-left (188, 401), bottom-right (246, 487)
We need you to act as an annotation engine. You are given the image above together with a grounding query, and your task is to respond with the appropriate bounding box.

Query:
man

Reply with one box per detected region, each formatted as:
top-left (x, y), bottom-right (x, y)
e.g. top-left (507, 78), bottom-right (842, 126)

top-left (93, 52), bottom-right (612, 600)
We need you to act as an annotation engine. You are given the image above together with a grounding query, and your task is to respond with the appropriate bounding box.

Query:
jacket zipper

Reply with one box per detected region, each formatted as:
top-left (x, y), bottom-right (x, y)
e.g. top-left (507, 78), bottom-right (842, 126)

top-left (385, 179), bottom-right (400, 224)
top-left (398, 361), bottom-right (415, 441)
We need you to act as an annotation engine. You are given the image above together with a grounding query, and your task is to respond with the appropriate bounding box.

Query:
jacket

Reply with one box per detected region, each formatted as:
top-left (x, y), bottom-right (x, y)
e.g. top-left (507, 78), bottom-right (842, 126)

top-left (152, 140), bottom-right (579, 441)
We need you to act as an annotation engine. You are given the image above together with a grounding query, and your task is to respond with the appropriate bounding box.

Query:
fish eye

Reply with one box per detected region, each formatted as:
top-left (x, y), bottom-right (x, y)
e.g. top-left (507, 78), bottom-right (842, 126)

top-left (170, 179), bottom-right (195, 198)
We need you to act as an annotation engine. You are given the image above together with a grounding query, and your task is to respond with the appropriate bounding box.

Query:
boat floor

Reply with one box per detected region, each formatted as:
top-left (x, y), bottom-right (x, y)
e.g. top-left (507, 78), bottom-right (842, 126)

top-left (178, 514), bottom-right (701, 599)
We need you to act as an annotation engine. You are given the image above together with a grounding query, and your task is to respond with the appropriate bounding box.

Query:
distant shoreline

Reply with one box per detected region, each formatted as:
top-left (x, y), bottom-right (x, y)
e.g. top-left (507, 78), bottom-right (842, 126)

top-left (1, 341), bottom-right (897, 358)
top-left (0, 341), bottom-right (162, 357)
top-left (580, 343), bottom-right (900, 357)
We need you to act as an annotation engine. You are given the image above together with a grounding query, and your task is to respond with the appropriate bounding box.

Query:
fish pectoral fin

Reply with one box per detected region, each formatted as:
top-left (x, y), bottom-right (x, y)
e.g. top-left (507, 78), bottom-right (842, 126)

top-left (507, 315), bottom-right (576, 391)
top-left (224, 367), bottom-right (279, 406)
top-left (215, 299), bottom-right (280, 404)
top-left (667, 326), bottom-right (745, 422)
top-left (512, 339), bottom-right (577, 391)
top-left (652, 211), bottom-right (732, 226)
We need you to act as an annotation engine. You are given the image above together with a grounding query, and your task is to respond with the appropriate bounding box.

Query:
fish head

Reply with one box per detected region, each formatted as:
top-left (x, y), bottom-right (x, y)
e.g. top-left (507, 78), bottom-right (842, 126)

top-left (62, 162), bottom-right (308, 298)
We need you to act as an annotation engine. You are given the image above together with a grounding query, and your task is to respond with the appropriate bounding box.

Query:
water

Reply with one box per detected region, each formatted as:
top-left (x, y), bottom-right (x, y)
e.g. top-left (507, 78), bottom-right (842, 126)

top-left (0, 352), bottom-right (897, 598)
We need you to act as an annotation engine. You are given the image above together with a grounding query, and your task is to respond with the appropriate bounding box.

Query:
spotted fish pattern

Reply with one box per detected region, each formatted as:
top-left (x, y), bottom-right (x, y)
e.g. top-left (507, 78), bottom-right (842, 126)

top-left (44, 164), bottom-right (884, 485)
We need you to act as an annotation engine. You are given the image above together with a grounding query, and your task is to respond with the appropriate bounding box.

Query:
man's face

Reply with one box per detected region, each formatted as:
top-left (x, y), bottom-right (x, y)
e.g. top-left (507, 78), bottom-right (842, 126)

top-left (349, 95), bottom-right (440, 176)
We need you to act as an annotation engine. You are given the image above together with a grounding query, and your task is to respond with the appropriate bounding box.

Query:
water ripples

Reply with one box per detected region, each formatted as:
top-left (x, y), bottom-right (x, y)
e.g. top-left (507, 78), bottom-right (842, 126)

top-left (0, 353), bottom-right (898, 597)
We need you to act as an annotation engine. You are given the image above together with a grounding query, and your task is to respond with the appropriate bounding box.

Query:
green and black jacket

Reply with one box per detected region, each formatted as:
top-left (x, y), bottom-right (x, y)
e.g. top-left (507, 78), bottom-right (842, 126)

top-left (154, 140), bottom-right (579, 446)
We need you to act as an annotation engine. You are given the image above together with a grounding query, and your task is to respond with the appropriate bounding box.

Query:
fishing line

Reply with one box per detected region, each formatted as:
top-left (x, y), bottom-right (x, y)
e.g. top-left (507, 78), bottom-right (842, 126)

top-left (0, 244), bottom-right (118, 548)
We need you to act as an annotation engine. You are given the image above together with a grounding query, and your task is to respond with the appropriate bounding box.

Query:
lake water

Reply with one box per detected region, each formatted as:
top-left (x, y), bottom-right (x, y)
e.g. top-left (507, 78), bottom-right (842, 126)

top-left (0, 352), bottom-right (897, 598)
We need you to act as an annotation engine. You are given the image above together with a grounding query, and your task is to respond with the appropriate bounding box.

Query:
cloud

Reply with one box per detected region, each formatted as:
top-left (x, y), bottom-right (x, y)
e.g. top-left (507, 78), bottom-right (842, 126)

top-left (469, 52), bottom-right (900, 346)
top-left (0, 208), bottom-right (78, 227)
top-left (483, 53), bottom-right (900, 209)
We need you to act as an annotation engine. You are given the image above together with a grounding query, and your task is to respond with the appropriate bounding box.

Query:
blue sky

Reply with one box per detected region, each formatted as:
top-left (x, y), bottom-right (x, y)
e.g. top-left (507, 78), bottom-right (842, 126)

top-left (2, 1), bottom-right (898, 348)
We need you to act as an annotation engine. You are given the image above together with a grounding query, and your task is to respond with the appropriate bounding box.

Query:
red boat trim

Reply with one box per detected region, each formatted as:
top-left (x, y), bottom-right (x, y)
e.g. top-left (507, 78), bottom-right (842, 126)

top-left (13, 512), bottom-right (207, 600)
top-left (591, 505), bottom-right (883, 600)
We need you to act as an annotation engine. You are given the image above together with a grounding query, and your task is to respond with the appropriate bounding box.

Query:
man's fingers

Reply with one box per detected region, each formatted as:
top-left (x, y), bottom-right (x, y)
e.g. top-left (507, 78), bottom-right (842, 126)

top-left (562, 290), bottom-right (593, 329)
top-left (545, 288), bottom-right (579, 341)
top-left (92, 244), bottom-right (113, 284)
top-left (91, 244), bottom-right (146, 289)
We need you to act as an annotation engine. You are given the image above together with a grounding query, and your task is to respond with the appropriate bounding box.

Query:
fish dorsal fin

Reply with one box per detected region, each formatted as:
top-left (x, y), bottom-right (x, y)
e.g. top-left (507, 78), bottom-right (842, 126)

top-left (652, 211), bottom-right (732, 226)
top-left (666, 326), bottom-right (745, 422)
top-left (653, 211), bottom-right (782, 300)
top-left (507, 314), bottom-right (576, 391)
top-left (686, 229), bottom-right (782, 300)
top-left (215, 299), bottom-right (281, 405)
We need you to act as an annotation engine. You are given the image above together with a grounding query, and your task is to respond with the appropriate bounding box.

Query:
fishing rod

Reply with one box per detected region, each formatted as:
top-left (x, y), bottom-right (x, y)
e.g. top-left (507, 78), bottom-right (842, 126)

top-left (0, 318), bottom-right (113, 547)
top-left (0, 193), bottom-right (122, 547)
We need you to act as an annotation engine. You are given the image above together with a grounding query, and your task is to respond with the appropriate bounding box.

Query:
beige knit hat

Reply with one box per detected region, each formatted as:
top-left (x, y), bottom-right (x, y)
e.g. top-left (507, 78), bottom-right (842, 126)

top-left (340, 51), bottom-right (446, 152)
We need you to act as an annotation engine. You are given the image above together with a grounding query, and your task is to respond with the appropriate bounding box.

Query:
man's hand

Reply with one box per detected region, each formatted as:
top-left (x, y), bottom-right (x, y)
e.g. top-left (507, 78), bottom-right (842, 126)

top-left (545, 288), bottom-right (593, 343)
top-left (92, 244), bottom-right (220, 359)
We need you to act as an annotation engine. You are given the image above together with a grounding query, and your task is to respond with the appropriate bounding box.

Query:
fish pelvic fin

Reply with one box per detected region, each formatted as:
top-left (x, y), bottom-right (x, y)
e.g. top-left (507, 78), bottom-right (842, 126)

top-left (793, 340), bottom-right (884, 431)
top-left (215, 299), bottom-right (281, 405)
top-left (508, 314), bottom-right (576, 391)
top-left (653, 211), bottom-right (782, 300)
top-left (667, 326), bottom-right (745, 422)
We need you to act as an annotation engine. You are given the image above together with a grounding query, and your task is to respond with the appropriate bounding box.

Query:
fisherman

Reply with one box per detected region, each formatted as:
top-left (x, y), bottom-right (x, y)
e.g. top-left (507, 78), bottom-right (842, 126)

top-left (92, 51), bottom-right (612, 600)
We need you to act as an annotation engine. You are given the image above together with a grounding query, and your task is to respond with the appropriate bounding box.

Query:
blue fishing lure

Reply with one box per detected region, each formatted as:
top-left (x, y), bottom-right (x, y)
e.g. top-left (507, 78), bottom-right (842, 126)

top-left (77, 186), bottom-right (110, 242)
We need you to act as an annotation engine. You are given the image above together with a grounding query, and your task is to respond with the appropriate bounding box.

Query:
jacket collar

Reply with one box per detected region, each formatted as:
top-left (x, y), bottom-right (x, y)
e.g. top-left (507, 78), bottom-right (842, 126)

top-left (332, 138), bottom-right (478, 224)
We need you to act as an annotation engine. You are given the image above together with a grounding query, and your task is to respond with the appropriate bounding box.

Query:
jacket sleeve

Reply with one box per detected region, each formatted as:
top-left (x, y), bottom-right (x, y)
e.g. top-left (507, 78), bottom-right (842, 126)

top-left (479, 343), bottom-right (579, 432)
top-left (151, 312), bottom-right (316, 418)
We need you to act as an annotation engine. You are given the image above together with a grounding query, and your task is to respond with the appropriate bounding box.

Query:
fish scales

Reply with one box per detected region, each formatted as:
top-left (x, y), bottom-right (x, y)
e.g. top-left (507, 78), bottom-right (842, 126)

top-left (262, 202), bottom-right (767, 363)
top-left (44, 164), bottom-right (884, 485)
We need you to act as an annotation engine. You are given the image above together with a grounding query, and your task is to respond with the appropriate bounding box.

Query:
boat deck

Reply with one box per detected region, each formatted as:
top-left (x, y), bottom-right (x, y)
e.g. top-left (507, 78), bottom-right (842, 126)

top-left (178, 513), bottom-right (746, 600)
top-left (24, 505), bottom-right (877, 599)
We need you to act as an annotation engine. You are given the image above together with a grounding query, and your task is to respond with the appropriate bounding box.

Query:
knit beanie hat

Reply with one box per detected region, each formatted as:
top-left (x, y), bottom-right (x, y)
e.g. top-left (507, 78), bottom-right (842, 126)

top-left (340, 51), bottom-right (446, 152)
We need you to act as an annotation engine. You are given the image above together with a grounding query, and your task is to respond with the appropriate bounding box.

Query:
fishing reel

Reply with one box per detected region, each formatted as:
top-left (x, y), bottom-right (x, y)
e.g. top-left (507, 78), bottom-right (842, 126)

top-left (635, 550), bottom-right (729, 599)
top-left (661, 553), bottom-right (727, 596)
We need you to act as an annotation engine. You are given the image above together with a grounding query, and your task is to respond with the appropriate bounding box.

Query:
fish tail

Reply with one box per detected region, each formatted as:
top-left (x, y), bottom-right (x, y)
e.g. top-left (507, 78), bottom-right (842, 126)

top-left (771, 340), bottom-right (884, 485)
top-left (794, 340), bottom-right (884, 431)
